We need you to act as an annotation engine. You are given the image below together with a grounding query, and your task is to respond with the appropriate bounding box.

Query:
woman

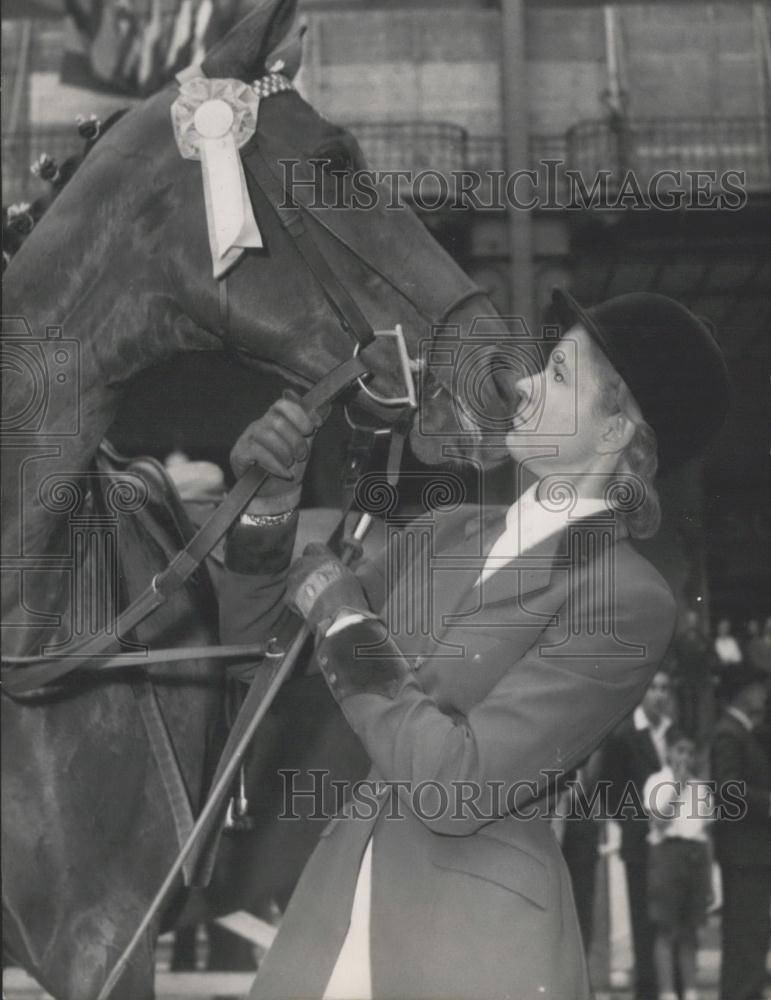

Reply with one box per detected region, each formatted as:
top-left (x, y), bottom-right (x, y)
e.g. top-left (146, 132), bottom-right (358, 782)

top-left (221, 290), bottom-right (729, 1000)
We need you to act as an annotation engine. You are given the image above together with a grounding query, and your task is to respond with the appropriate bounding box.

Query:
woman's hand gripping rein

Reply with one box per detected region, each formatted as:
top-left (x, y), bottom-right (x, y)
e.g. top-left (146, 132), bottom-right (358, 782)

top-left (286, 543), bottom-right (373, 635)
top-left (230, 390), bottom-right (328, 522)
top-left (285, 543), bottom-right (410, 702)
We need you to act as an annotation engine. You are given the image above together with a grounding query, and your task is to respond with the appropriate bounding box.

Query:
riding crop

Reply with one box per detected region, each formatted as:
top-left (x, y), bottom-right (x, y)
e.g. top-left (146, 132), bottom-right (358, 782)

top-left (95, 510), bottom-right (374, 1000)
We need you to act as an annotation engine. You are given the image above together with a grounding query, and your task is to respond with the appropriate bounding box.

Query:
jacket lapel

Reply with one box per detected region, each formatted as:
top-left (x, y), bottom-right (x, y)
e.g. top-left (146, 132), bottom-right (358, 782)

top-left (444, 512), bottom-right (630, 619)
top-left (456, 528), bottom-right (563, 615)
top-left (426, 506), bottom-right (508, 618)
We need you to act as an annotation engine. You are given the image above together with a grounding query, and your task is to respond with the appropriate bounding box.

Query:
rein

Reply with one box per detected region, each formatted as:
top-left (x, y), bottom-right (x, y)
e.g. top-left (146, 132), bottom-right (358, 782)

top-left (1, 359), bottom-right (370, 696)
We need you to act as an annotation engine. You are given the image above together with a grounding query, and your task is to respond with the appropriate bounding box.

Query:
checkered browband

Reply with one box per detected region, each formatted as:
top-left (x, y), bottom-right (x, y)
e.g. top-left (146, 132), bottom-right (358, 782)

top-left (253, 73), bottom-right (295, 99)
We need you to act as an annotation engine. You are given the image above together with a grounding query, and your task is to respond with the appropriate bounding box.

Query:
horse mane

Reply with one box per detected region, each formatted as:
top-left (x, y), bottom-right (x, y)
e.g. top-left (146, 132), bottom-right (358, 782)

top-left (2, 108), bottom-right (130, 268)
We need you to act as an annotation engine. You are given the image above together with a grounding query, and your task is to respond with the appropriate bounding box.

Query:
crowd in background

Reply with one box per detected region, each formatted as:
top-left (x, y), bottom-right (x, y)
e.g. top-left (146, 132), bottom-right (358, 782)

top-left (559, 611), bottom-right (771, 1000)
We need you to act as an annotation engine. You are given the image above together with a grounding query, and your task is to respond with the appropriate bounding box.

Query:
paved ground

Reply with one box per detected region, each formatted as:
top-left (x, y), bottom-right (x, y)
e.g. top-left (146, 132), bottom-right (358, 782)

top-left (4, 895), bottom-right (768, 999)
top-left (0, 923), bottom-right (727, 1000)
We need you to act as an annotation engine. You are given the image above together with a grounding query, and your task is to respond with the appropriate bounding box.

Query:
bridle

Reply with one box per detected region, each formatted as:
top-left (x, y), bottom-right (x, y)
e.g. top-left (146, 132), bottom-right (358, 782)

top-left (220, 118), bottom-right (489, 395)
top-left (1, 71), bottom-right (489, 698)
top-left (231, 133), bottom-right (489, 438)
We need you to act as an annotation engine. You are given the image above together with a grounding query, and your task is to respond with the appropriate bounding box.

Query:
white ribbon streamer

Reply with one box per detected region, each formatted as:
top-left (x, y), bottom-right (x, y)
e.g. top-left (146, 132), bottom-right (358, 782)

top-left (171, 78), bottom-right (263, 279)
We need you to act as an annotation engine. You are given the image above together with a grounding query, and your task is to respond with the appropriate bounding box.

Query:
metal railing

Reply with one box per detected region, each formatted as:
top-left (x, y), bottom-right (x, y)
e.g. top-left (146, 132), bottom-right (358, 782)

top-left (567, 116), bottom-right (771, 194)
top-left (348, 122), bottom-right (567, 180)
top-left (347, 120), bottom-right (469, 176)
top-left (3, 116), bottom-right (769, 210)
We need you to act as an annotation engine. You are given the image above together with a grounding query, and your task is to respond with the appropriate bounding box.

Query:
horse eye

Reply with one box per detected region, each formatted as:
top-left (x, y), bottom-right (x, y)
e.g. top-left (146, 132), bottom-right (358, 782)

top-left (325, 151), bottom-right (353, 173)
top-left (315, 145), bottom-right (355, 174)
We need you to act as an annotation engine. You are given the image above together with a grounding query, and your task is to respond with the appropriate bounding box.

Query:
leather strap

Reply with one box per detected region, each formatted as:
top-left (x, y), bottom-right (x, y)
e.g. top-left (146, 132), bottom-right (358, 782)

top-left (327, 425), bottom-right (378, 557)
top-left (3, 642), bottom-right (267, 672)
top-left (241, 146), bottom-right (375, 349)
top-left (132, 678), bottom-right (198, 886)
top-left (2, 356), bottom-right (370, 696)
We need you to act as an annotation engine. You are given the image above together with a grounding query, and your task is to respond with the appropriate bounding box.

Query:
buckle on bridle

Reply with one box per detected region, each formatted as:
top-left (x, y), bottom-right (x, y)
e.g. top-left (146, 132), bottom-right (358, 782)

top-left (353, 323), bottom-right (419, 409)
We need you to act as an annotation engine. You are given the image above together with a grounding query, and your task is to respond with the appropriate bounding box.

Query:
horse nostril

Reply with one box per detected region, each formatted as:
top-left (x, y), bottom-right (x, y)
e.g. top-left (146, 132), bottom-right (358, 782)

top-left (512, 386), bottom-right (527, 409)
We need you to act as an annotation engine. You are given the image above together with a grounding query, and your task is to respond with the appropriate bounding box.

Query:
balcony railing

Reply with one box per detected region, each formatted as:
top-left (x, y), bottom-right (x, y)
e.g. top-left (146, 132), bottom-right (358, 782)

top-left (3, 116), bottom-right (769, 209)
top-left (567, 116), bottom-right (771, 195)
top-left (348, 121), bottom-right (469, 176)
top-left (348, 121), bottom-right (565, 180)
top-left (347, 118), bottom-right (770, 202)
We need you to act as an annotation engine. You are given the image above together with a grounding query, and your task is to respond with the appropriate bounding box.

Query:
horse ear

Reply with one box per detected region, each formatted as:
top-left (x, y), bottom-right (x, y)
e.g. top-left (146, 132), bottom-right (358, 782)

top-left (263, 19), bottom-right (306, 80)
top-left (201, 0), bottom-right (298, 82)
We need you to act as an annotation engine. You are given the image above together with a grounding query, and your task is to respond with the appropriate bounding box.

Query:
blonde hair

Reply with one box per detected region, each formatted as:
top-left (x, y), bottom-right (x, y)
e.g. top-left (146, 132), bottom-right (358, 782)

top-left (589, 340), bottom-right (662, 539)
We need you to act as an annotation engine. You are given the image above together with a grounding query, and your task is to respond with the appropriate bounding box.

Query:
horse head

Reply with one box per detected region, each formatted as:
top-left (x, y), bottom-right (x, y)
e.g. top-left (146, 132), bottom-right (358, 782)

top-left (3, 0), bottom-right (523, 652)
top-left (5, 0), bottom-right (514, 480)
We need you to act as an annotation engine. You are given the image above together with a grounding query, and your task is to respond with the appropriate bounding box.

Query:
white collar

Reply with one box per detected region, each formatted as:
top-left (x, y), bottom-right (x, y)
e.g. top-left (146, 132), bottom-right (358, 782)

top-left (726, 706), bottom-right (754, 732)
top-left (634, 705), bottom-right (671, 735)
top-left (478, 483), bottom-right (609, 585)
top-left (506, 482), bottom-right (607, 528)
top-left (504, 482), bottom-right (608, 543)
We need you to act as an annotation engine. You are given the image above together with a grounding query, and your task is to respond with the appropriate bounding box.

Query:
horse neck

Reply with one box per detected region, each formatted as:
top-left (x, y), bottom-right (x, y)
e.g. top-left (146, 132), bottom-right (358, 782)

top-left (2, 234), bottom-right (219, 599)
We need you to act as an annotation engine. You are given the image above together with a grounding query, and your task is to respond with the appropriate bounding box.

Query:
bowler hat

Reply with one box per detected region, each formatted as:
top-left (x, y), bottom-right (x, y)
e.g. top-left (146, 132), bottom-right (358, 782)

top-left (549, 289), bottom-right (730, 473)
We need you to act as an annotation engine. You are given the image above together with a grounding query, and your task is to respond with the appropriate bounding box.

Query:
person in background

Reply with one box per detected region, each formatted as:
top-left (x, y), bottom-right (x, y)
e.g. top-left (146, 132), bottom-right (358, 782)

top-left (713, 618), bottom-right (743, 670)
top-left (165, 449), bottom-right (226, 525)
top-left (743, 619), bottom-right (760, 649)
top-left (746, 618), bottom-right (771, 765)
top-left (745, 616), bottom-right (771, 676)
top-left (710, 664), bottom-right (770, 1000)
top-left (603, 670), bottom-right (673, 1000)
top-left (644, 726), bottom-right (714, 1000)
top-left (559, 745), bottom-right (606, 955)
top-left (673, 610), bottom-right (712, 740)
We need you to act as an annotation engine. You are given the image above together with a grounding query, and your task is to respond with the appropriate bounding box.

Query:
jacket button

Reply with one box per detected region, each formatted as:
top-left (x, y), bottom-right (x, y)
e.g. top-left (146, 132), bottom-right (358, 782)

top-left (328, 672), bottom-right (337, 684)
top-left (473, 653), bottom-right (482, 663)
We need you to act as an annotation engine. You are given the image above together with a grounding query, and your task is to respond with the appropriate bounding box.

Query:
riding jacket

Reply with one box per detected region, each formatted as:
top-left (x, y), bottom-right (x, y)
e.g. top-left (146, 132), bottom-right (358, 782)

top-left (220, 501), bottom-right (677, 1000)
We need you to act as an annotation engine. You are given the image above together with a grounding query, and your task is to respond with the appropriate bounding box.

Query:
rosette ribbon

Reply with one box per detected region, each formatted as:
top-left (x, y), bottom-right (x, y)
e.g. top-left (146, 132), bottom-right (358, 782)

top-left (171, 78), bottom-right (263, 279)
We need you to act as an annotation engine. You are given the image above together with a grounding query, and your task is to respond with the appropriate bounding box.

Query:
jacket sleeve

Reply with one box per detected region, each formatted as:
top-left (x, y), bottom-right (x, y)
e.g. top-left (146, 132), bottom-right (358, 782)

top-left (316, 570), bottom-right (677, 835)
top-left (711, 729), bottom-right (771, 822)
top-left (218, 505), bottom-right (476, 651)
top-left (218, 516), bottom-right (300, 679)
top-left (217, 511), bottom-right (392, 679)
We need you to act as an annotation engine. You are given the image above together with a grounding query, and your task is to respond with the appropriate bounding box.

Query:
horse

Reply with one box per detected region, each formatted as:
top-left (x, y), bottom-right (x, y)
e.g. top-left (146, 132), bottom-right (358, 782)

top-left (1, 1), bottom-right (513, 996)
